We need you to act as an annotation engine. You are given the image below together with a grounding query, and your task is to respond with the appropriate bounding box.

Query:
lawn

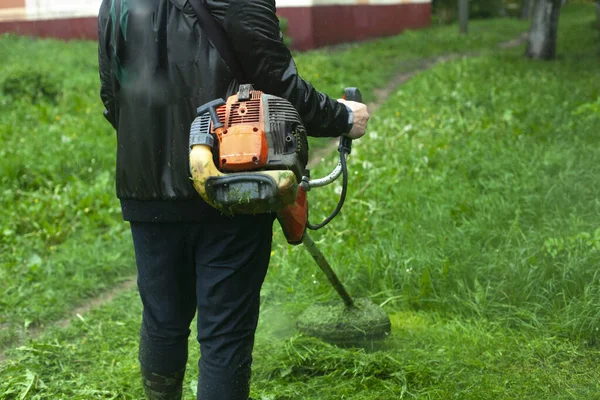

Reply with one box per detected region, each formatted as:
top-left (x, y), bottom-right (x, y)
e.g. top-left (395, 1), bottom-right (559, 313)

top-left (0, 14), bottom-right (528, 349)
top-left (2, 4), bottom-right (599, 400)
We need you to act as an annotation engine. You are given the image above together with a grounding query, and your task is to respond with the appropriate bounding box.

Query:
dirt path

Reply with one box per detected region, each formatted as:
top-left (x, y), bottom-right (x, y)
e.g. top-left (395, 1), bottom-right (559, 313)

top-left (310, 32), bottom-right (527, 163)
top-left (0, 33), bottom-right (528, 365)
top-left (0, 278), bottom-right (138, 364)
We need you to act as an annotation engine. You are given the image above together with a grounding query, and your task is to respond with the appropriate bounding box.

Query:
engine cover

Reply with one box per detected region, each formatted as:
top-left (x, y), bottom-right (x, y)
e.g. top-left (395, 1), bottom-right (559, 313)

top-left (212, 84), bottom-right (309, 182)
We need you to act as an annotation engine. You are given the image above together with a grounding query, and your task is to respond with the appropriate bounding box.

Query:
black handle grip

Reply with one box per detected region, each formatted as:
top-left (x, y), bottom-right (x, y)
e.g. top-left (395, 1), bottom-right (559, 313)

top-left (339, 87), bottom-right (362, 154)
top-left (344, 87), bottom-right (362, 103)
top-left (197, 99), bottom-right (226, 130)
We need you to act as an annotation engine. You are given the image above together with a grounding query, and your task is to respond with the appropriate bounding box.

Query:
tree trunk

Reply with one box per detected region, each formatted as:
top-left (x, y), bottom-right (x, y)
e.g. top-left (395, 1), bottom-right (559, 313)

top-left (458, 0), bottom-right (469, 34)
top-left (521, 0), bottom-right (534, 19)
top-left (526, 0), bottom-right (562, 60)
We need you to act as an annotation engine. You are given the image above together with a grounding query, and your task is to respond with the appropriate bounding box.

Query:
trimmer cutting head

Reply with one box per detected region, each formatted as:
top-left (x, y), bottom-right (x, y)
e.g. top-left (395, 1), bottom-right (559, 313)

top-left (296, 298), bottom-right (391, 346)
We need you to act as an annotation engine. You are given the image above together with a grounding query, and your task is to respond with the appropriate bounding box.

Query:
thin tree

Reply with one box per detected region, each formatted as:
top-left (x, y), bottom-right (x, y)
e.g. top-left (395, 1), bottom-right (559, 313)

top-left (596, 2), bottom-right (600, 31)
top-left (521, 0), bottom-right (534, 19)
top-left (458, 0), bottom-right (469, 34)
top-left (526, 0), bottom-right (563, 60)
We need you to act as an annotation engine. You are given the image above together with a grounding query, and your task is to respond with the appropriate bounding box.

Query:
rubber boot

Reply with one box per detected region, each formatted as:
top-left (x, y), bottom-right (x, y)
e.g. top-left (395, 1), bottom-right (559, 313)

top-left (141, 367), bottom-right (186, 400)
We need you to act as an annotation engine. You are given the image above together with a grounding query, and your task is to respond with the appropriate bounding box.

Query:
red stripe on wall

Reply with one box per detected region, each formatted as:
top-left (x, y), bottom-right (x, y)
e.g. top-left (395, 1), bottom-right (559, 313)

top-left (0, 17), bottom-right (98, 41)
top-left (278, 3), bottom-right (431, 50)
top-left (0, 3), bottom-right (431, 50)
top-left (278, 7), bottom-right (315, 50)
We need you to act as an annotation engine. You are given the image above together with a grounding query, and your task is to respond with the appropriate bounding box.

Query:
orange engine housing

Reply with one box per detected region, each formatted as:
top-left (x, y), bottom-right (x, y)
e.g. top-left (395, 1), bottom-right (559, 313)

top-left (214, 90), bottom-right (268, 171)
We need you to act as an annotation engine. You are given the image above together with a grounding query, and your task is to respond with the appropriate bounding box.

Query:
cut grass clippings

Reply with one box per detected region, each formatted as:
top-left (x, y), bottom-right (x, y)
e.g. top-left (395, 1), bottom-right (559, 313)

top-left (2, 289), bottom-right (600, 399)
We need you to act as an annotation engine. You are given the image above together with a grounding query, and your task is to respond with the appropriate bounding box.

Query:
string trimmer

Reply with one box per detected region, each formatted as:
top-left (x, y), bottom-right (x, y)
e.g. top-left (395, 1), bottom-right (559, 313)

top-left (189, 85), bottom-right (391, 346)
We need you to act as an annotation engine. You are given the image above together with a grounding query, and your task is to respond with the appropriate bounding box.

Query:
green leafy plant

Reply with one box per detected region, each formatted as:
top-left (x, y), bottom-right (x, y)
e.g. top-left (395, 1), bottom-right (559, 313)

top-left (1, 66), bottom-right (61, 103)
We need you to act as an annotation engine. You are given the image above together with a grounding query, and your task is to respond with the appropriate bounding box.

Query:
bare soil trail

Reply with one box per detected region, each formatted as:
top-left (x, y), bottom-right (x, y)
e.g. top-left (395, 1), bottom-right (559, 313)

top-left (310, 32), bottom-right (528, 163)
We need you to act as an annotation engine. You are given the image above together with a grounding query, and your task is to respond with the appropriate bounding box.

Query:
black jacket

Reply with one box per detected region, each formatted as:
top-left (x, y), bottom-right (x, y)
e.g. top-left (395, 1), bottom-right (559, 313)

top-left (98, 0), bottom-right (351, 221)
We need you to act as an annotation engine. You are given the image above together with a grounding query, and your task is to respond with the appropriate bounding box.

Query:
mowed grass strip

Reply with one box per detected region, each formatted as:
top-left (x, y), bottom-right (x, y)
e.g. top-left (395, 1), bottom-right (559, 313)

top-left (0, 17), bottom-right (528, 348)
top-left (1, 284), bottom-right (599, 399)
top-left (1, 5), bottom-right (598, 399)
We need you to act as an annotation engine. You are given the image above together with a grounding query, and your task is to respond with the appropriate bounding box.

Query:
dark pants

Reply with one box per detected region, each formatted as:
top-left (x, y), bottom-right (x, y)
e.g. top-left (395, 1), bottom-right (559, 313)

top-left (130, 213), bottom-right (274, 400)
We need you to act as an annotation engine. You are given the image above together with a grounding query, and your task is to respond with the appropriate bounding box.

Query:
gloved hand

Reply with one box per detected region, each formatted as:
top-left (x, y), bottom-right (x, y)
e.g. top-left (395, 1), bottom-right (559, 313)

top-left (338, 99), bottom-right (370, 140)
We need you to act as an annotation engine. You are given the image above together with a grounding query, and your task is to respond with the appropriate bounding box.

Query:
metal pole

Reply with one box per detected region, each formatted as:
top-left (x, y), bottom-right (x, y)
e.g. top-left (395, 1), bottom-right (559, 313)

top-left (302, 233), bottom-right (355, 308)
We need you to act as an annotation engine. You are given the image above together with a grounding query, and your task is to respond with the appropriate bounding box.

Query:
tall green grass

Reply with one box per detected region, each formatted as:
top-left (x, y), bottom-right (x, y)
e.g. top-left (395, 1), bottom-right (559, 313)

top-left (0, 15), bottom-right (527, 348)
top-left (280, 6), bottom-right (600, 341)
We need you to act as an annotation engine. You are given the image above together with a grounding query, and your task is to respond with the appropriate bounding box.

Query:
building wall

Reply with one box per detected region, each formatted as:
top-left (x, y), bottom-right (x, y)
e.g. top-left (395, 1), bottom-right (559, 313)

top-left (0, 0), bottom-right (431, 49)
top-left (278, 0), bottom-right (431, 50)
top-left (0, 0), bottom-right (101, 20)
top-left (0, 0), bottom-right (101, 39)
top-left (0, 0), bottom-right (26, 21)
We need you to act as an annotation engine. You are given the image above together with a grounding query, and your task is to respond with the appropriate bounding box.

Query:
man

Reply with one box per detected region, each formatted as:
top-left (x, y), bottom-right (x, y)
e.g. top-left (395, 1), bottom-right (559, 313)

top-left (98, 1), bottom-right (369, 399)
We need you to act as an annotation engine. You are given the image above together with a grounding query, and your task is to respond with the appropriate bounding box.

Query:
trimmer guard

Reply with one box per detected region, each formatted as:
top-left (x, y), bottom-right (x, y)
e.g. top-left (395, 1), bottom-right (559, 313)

top-left (205, 173), bottom-right (298, 215)
top-left (190, 143), bottom-right (298, 214)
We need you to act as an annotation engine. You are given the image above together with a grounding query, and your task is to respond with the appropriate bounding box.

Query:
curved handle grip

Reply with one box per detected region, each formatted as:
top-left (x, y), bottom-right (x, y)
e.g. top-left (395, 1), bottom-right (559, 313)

top-left (339, 87), bottom-right (362, 154)
top-left (197, 98), bottom-right (226, 130)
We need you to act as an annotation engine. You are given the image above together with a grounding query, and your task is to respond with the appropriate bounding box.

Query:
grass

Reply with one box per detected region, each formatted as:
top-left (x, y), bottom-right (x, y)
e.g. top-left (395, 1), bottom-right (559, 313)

top-left (0, 13), bottom-right (528, 349)
top-left (1, 293), bottom-right (600, 399)
top-left (2, 4), bottom-right (600, 399)
top-left (292, 17), bottom-right (528, 102)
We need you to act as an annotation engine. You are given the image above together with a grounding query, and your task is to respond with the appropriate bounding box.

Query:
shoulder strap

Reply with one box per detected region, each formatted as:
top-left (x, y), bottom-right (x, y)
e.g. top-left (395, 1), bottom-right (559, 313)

top-left (187, 0), bottom-right (247, 83)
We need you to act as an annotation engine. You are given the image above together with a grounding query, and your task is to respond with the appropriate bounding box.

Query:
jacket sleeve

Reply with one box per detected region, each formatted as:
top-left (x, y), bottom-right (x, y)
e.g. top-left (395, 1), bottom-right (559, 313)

top-left (98, 0), bottom-right (117, 129)
top-left (205, 0), bottom-right (351, 138)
